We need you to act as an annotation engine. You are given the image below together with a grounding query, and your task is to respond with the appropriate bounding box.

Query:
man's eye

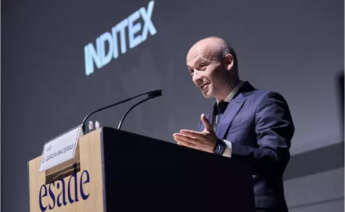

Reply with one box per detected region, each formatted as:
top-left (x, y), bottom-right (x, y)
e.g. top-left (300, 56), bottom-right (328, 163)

top-left (188, 69), bottom-right (194, 76)
top-left (199, 63), bottom-right (207, 69)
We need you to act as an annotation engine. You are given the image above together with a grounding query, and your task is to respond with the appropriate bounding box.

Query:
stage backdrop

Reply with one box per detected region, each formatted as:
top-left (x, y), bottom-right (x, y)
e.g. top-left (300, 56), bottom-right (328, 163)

top-left (2, 0), bottom-right (344, 211)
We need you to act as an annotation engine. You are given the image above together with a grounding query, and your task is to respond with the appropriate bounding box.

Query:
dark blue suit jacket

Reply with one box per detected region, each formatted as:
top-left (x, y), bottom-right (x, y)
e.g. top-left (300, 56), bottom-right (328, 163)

top-left (200, 82), bottom-right (294, 210)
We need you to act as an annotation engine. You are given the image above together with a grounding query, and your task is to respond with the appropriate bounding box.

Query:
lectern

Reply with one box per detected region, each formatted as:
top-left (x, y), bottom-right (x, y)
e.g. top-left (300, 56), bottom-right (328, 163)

top-left (28, 127), bottom-right (255, 212)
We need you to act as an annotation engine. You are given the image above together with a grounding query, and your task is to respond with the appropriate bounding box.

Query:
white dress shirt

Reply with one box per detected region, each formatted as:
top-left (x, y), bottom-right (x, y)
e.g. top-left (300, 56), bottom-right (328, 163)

top-left (215, 81), bottom-right (244, 158)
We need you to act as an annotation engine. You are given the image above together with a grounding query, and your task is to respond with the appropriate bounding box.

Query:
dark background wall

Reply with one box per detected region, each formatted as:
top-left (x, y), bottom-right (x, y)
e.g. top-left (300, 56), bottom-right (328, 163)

top-left (2, 0), bottom-right (343, 211)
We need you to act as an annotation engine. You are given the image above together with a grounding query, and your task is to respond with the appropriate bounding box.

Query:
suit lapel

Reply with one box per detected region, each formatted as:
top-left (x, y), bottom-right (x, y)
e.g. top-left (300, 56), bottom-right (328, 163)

top-left (216, 94), bottom-right (246, 139)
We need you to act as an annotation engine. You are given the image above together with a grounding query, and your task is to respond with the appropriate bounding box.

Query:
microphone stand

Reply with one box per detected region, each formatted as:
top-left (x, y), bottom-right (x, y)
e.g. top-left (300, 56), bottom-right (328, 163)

top-left (80, 89), bottom-right (162, 134)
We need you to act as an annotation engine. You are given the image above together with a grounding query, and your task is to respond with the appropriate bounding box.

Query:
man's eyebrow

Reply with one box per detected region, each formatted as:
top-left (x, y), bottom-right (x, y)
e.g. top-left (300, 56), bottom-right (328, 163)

top-left (196, 57), bottom-right (210, 63)
top-left (186, 57), bottom-right (209, 69)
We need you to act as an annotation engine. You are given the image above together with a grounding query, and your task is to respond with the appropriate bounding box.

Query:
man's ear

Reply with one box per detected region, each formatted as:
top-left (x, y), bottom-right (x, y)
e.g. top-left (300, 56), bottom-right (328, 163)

top-left (224, 53), bottom-right (234, 71)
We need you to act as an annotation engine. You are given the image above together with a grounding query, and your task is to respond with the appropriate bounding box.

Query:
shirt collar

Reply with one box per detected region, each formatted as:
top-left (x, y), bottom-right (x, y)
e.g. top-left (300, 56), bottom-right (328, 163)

top-left (221, 80), bottom-right (244, 103)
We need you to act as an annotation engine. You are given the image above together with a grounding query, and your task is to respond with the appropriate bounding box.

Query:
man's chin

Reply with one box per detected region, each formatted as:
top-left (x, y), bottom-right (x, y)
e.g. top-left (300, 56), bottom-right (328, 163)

top-left (201, 91), bottom-right (212, 99)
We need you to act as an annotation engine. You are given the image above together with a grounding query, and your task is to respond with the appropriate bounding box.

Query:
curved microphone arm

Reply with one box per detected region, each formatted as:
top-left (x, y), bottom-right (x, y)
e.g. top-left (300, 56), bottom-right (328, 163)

top-left (117, 97), bottom-right (154, 130)
top-left (81, 89), bottom-right (161, 133)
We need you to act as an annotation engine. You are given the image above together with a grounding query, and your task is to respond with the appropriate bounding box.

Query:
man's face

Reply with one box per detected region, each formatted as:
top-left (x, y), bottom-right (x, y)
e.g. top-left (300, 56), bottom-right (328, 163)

top-left (186, 47), bottom-right (228, 100)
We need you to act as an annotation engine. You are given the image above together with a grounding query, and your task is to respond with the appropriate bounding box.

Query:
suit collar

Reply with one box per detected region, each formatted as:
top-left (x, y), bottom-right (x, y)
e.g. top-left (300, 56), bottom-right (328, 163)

top-left (215, 81), bottom-right (255, 138)
top-left (218, 80), bottom-right (245, 103)
top-left (215, 94), bottom-right (246, 138)
top-left (232, 81), bottom-right (255, 99)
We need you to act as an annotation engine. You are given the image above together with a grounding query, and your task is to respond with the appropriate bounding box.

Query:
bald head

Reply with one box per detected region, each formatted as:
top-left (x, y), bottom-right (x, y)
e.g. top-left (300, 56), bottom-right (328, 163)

top-left (187, 36), bottom-right (238, 73)
top-left (187, 37), bottom-right (229, 62)
top-left (185, 36), bottom-right (240, 101)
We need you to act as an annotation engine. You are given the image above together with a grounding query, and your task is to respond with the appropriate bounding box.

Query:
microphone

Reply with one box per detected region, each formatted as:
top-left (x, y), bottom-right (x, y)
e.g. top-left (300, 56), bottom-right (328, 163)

top-left (147, 89), bottom-right (162, 98)
top-left (117, 89), bottom-right (162, 130)
top-left (81, 89), bottom-right (162, 133)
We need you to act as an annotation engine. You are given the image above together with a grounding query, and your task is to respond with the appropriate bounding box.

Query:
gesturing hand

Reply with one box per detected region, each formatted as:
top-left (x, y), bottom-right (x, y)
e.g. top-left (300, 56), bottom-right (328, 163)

top-left (173, 113), bottom-right (218, 153)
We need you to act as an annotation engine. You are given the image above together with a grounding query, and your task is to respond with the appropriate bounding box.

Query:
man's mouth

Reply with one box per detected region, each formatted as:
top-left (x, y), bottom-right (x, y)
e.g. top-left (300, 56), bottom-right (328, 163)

top-left (200, 83), bottom-right (209, 91)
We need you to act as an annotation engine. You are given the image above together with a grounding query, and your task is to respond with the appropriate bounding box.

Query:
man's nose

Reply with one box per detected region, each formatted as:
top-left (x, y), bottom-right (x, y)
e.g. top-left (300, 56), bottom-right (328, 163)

top-left (192, 69), bottom-right (203, 84)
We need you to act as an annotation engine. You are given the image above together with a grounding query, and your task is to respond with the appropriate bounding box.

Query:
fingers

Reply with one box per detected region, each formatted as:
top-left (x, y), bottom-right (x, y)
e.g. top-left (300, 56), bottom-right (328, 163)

top-left (201, 113), bottom-right (213, 131)
top-left (174, 132), bottom-right (211, 146)
top-left (173, 133), bottom-right (198, 148)
top-left (173, 133), bottom-right (209, 152)
top-left (173, 132), bottom-right (197, 143)
top-left (179, 129), bottom-right (204, 139)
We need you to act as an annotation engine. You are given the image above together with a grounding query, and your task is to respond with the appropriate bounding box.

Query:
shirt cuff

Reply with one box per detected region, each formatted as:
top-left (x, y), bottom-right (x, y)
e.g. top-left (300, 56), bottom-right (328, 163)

top-left (222, 139), bottom-right (232, 158)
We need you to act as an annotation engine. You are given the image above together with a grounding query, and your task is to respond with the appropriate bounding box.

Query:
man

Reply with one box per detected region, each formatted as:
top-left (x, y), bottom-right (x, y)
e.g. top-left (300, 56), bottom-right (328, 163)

top-left (173, 36), bottom-right (294, 212)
